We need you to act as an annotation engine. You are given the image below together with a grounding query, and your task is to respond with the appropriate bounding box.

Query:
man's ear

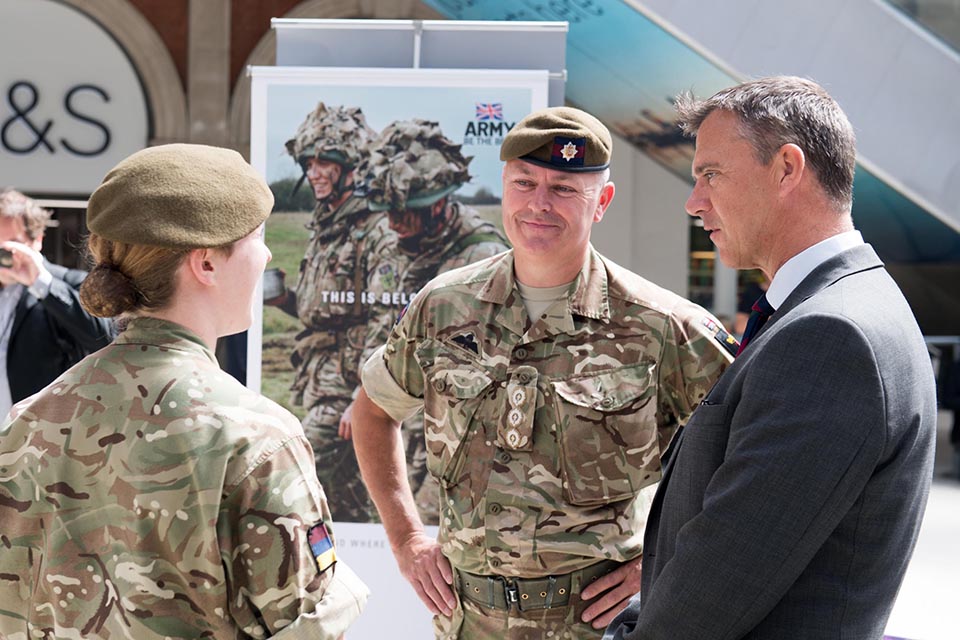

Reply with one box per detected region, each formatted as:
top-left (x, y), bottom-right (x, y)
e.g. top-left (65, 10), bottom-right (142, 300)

top-left (594, 182), bottom-right (615, 223)
top-left (185, 248), bottom-right (217, 287)
top-left (777, 143), bottom-right (805, 195)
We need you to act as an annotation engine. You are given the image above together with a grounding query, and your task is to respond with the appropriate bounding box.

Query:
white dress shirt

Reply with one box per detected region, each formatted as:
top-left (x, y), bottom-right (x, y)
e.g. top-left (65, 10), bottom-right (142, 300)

top-left (765, 231), bottom-right (865, 311)
top-left (0, 283), bottom-right (24, 419)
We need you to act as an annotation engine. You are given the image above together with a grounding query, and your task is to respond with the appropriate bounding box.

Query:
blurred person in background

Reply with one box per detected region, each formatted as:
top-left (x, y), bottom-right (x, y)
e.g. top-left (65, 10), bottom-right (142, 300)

top-left (0, 188), bottom-right (114, 417)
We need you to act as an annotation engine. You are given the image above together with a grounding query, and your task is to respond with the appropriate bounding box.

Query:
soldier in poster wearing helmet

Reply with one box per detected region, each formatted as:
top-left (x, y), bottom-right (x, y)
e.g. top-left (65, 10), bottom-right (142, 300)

top-left (267, 102), bottom-right (399, 522)
top-left (358, 119), bottom-right (510, 523)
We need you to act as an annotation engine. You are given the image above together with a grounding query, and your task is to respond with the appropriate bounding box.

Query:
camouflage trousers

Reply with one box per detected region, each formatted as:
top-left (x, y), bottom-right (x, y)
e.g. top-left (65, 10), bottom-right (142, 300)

top-left (302, 401), bottom-right (442, 524)
top-left (303, 399), bottom-right (378, 523)
top-left (434, 568), bottom-right (606, 640)
top-left (293, 337), bottom-right (377, 523)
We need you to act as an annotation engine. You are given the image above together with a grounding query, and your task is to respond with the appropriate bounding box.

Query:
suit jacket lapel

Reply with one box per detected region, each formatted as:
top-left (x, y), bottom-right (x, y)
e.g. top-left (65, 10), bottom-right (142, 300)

top-left (8, 287), bottom-right (34, 341)
top-left (9, 259), bottom-right (61, 340)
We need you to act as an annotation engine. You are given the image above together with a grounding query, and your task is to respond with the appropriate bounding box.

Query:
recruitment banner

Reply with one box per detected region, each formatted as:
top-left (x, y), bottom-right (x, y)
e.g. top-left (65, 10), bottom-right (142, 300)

top-left (248, 66), bottom-right (548, 638)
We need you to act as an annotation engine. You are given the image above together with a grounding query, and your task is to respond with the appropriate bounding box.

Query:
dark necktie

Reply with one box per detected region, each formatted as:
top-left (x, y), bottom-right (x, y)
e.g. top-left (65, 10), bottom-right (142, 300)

top-left (736, 293), bottom-right (774, 356)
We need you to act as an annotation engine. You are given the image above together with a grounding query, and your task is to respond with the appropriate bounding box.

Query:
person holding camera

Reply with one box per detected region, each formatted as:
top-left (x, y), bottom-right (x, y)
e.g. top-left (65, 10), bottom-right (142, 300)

top-left (0, 188), bottom-right (115, 418)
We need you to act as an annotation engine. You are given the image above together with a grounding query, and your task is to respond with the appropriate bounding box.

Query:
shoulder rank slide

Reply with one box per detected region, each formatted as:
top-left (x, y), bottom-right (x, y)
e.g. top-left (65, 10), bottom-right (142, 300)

top-left (702, 317), bottom-right (739, 357)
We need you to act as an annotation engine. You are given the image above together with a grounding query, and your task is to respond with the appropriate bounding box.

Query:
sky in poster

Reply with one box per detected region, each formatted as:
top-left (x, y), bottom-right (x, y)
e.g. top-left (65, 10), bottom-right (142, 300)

top-left (266, 83), bottom-right (539, 199)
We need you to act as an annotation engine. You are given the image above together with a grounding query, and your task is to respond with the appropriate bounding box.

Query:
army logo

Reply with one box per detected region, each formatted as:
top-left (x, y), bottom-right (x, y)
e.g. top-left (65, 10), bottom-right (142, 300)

top-left (463, 101), bottom-right (516, 147)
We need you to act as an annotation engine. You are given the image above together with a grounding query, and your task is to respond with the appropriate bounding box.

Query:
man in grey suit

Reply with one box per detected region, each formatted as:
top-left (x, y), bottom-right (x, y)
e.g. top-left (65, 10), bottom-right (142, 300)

top-left (607, 76), bottom-right (936, 639)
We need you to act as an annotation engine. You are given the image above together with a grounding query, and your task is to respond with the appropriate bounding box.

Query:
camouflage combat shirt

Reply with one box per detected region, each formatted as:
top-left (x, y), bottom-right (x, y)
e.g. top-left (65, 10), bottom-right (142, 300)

top-left (373, 248), bottom-right (732, 577)
top-left (295, 194), bottom-right (398, 332)
top-left (363, 202), bottom-right (509, 357)
top-left (0, 317), bottom-right (368, 639)
top-left (291, 194), bottom-right (401, 409)
top-left (396, 201), bottom-right (508, 294)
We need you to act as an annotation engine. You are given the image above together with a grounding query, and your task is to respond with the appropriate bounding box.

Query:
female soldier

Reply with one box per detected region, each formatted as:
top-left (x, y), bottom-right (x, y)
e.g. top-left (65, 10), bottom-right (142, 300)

top-left (0, 144), bottom-right (368, 639)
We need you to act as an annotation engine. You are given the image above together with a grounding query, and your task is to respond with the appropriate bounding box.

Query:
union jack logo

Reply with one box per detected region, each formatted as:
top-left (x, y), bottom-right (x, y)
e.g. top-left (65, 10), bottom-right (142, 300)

top-left (475, 103), bottom-right (504, 121)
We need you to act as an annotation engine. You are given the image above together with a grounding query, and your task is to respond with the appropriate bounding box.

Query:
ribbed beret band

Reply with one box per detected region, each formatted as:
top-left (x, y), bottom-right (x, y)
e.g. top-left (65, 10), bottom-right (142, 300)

top-left (87, 144), bottom-right (273, 248)
top-left (500, 106), bottom-right (612, 172)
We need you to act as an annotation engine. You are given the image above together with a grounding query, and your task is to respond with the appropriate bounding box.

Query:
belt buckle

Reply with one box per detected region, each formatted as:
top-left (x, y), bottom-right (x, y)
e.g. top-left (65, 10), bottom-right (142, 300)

top-left (503, 579), bottom-right (520, 611)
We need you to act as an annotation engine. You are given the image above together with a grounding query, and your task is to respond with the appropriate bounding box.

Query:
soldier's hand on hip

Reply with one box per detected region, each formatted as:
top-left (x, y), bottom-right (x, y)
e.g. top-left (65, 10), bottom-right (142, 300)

top-left (397, 531), bottom-right (455, 617)
top-left (578, 557), bottom-right (642, 629)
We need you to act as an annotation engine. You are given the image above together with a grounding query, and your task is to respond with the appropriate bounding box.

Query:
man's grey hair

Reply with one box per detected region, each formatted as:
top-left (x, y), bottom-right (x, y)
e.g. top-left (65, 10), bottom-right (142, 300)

top-left (676, 76), bottom-right (856, 212)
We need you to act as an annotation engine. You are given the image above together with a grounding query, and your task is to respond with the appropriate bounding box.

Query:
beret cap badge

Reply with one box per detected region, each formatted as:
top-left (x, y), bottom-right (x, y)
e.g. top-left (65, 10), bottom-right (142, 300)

top-left (500, 106), bottom-right (611, 173)
top-left (553, 137), bottom-right (585, 166)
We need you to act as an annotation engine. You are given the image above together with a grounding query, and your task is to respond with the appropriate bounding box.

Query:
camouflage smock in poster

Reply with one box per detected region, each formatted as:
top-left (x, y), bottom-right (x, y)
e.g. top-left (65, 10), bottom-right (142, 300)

top-left (248, 67), bottom-right (548, 639)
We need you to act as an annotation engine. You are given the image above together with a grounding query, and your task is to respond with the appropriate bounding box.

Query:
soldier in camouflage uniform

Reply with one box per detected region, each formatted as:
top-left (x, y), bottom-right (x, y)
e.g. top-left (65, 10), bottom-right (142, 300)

top-left (351, 108), bottom-right (735, 639)
top-left (0, 144), bottom-right (368, 639)
top-left (268, 103), bottom-right (399, 522)
top-left (357, 119), bottom-right (510, 524)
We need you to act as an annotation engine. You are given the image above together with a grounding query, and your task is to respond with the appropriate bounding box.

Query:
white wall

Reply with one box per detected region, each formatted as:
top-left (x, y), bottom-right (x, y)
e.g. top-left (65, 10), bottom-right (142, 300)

top-left (591, 130), bottom-right (694, 297)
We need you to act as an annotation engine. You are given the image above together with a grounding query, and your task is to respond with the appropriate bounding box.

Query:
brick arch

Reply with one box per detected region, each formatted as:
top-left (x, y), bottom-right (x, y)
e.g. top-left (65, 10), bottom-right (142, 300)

top-left (60, 0), bottom-right (188, 145)
top-left (228, 0), bottom-right (444, 158)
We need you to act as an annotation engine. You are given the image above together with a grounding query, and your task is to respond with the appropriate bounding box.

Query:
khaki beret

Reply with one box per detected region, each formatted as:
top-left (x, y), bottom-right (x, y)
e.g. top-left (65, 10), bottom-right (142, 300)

top-left (500, 106), bottom-right (612, 172)
top-left (87, 144), bottom-right (273, 248)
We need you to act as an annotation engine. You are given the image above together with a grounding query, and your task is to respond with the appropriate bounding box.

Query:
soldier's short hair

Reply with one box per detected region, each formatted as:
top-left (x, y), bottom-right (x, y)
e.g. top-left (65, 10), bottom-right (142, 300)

top-left (0, 188), bottom-right (51, 241)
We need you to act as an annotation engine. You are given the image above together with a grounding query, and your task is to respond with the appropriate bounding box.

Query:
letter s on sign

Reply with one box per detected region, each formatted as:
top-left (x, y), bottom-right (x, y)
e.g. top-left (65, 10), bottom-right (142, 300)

top-left (61, 84), bottom-right (111, 157)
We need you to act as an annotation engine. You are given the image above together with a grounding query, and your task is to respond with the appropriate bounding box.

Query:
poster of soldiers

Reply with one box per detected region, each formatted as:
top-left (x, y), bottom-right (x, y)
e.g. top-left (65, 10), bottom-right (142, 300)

top-left (248, 68), bottom-right (548, 532)
top-left (248, 67), bottom-right (547, 637)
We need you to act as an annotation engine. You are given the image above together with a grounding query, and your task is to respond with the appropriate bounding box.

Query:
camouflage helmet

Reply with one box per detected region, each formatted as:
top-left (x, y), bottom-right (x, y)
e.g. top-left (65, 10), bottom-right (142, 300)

top-left (359, 119), bottom-right (472, 212)
top-left (285, 103), bottom-right (375, 170)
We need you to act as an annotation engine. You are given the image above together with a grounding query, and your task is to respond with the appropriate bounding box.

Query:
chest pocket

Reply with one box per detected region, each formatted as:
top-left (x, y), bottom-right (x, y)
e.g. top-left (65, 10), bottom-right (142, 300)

top-left (416, 340), bottom-right (494, 487)
top-left (553, 362), bottom-right (660, 506)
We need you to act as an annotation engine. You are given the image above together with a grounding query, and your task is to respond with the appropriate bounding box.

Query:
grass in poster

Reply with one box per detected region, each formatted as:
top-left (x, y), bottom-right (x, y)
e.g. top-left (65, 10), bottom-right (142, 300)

top-left (262, 211), bottom-right (310, 418)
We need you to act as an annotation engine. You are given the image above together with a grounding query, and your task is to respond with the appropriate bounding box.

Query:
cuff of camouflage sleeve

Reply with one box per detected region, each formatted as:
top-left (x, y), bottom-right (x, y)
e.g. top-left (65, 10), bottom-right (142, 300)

top-left (360, 344), bottom-right (422, 423)
top-left (271, 562), bottom-right (370, 640)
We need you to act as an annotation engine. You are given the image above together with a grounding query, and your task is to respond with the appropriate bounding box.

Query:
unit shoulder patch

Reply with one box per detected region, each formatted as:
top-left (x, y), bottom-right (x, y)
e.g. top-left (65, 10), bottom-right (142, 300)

top-left (701, 317), bottom-right (739, 357)
top-left (307, 521), bottom-right (337, 574)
